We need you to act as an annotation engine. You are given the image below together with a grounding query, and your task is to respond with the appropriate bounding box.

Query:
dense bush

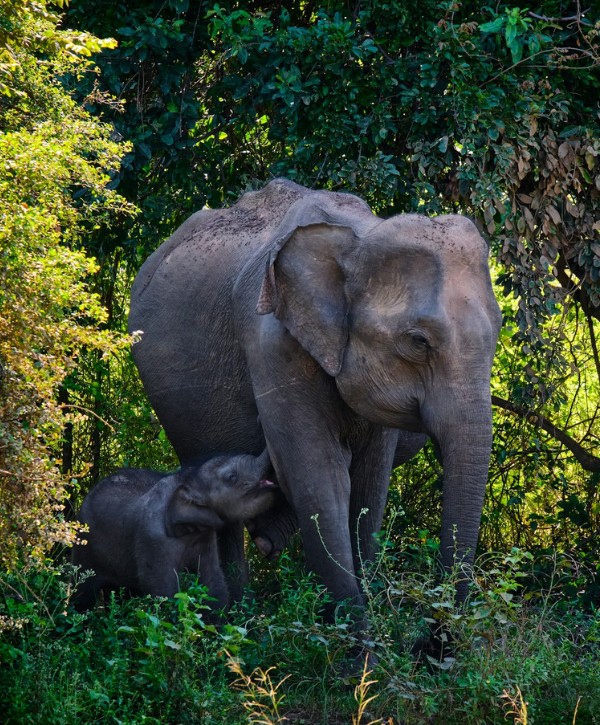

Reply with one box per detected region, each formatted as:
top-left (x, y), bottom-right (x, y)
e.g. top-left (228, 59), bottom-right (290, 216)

top-left (0, 0), bottom-right (134, 566)
top-left (1, 540), bottom-right (599, 723)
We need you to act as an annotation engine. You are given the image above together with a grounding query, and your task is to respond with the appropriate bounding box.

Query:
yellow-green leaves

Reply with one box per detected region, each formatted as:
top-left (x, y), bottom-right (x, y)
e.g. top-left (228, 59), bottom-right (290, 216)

top-left (0, 0), bottom-right (134, 567)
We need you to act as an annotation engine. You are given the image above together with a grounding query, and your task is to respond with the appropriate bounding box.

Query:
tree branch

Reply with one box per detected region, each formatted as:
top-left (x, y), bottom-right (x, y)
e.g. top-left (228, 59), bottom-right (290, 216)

top-left (492, 395), bottom-right (600, 472)
top-left (554, 253), bottom-right (600, 324)
top-left (527, 9), bottom-right (592, 25)
top-left (586, 311), bottom-right (600, 383)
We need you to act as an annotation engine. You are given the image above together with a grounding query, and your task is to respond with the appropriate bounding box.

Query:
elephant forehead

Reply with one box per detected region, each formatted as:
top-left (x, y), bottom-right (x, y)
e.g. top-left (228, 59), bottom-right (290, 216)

top-left (347, 253), bottom-right (496, 349)
top-left (346, 243), bottom-right (442, 307)
top-left (355, 218), bottom-right (493, 301)
top-left (375, 213), bottom-right (488, 253)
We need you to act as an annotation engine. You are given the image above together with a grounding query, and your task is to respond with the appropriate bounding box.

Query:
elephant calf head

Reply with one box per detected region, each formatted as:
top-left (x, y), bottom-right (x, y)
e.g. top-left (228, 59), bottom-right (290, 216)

top-left (72, 449), bottom-right (277, 612)
top-left (166, 448), bottom-right (278, 536)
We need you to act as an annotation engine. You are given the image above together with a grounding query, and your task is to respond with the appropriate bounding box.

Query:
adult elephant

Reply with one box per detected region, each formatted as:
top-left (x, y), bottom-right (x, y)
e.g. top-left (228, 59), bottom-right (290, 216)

top-left (129, 179), bottom-right (501, 611)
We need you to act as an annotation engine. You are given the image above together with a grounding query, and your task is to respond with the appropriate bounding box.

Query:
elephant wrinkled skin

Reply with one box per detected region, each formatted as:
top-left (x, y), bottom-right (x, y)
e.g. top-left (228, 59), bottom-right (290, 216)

top-left (72, 450), bottom-right (276, 611)
top-left (129, 179), bottom-right (502, 610)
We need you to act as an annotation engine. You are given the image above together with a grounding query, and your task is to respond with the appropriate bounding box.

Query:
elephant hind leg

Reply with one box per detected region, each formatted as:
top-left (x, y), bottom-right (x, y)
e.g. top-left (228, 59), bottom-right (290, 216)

top-left (217, 521), bottom-right (247, 603)
top-left (71, 573), bottom-right (106, 612)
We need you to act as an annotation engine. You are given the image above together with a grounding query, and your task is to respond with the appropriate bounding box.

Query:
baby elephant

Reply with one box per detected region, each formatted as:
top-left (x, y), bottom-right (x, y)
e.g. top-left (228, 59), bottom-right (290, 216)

top-left (72, 449), bottom-right (276, 611)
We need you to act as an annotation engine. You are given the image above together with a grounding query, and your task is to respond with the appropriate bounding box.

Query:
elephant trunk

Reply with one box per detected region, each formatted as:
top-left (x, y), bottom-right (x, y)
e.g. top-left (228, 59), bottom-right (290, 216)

top-left (253, 447), bottom-right (272, 479)
top-left (429, 390), bottom-right (494, 602)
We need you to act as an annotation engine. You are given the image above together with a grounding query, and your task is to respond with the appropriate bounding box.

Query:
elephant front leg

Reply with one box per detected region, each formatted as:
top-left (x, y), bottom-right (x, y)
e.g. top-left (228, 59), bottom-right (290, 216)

top-left (348, 426), bottom-right (398, 575)
top-left (248, 322), bottom-right (366, 616)
top-left (185, 532), bottom-right (230, 611)
top-left (290, 460), bottom-right (363, 609)
top-left (260, 420), bottom-right (364, 611)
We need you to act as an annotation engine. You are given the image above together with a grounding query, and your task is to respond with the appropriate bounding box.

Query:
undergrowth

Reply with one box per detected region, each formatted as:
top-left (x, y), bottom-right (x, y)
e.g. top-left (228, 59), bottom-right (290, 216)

top-left (0, 541), bottom-right (598, 724)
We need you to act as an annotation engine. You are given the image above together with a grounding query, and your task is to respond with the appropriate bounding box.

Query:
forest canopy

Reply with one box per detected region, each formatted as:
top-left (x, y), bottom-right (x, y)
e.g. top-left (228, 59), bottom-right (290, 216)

top-left (0, 0), bottom-right (598, 602)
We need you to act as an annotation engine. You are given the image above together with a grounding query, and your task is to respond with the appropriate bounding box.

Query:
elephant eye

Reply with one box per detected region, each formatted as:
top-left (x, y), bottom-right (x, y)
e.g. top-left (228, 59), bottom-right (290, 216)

top-left (227, 470), bottom-right (238, 483)
top-left (410, 332), bottom-right (430, 351)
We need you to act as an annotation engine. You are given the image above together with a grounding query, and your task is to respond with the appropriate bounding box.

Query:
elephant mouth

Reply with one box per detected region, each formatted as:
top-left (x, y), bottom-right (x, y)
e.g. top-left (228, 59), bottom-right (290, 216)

top-left (339, 382), bottom-right (423, 430)
top-left (247, 479), bottom-right (278, 494)
top-left (360, 404), bottom-right (425, 431)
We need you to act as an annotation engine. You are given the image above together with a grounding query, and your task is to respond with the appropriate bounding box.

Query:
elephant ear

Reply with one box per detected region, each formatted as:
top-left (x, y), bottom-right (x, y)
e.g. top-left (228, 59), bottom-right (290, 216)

top-left (256, 222), bottom-right (355, 377)
top-left (165, 486), bottom-right (223, 538)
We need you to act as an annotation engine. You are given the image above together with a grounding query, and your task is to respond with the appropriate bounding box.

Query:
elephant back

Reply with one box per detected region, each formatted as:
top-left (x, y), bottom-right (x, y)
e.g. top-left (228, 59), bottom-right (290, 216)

top-left (130, 179), bottom-right (307, 305)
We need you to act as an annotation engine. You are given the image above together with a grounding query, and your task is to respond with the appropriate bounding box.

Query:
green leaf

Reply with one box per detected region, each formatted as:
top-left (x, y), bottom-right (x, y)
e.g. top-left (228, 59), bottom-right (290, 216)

top-left (480, 17), bottom-right (505, 34)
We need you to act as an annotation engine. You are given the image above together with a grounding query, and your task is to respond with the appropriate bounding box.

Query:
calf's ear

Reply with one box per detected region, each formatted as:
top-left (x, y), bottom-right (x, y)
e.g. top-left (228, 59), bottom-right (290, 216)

top-left (165, 487), bottom-right (223, 537)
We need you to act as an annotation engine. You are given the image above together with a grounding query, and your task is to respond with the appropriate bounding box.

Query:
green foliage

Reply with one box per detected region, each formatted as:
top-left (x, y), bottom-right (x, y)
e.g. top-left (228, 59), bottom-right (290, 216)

top-left (64, 0), bottom-right (213, 254)
top-left (1, 542), bottom-right (599, 724)
top-left (0, 0), bottom-right (116, 97)
top-left (486, 294), bottom-right (600, 604)
top-left (1, 4), bottom-right (598, 718)
top-left (202, 3), bottom-right (411, 206)
top-left (0, 566), bottom-right (247, 723)
top-left (46, 0), bottom-right (212, 488)
top-left (0, 1), bottom-right (134, 566)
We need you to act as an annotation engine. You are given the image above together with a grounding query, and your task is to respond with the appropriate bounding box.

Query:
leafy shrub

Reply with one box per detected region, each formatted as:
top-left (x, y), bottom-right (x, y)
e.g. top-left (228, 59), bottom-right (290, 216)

top-left (2, 542), bottom-right (598, 724)
top-left (0, 1), bottom-right (134, 567)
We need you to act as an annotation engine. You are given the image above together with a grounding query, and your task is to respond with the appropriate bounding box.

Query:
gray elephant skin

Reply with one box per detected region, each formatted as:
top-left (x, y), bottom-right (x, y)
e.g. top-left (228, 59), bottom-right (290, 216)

top-left (72, 450), bottom-right (277, 611)
top-left (129, 178), bottom-right (502, 611)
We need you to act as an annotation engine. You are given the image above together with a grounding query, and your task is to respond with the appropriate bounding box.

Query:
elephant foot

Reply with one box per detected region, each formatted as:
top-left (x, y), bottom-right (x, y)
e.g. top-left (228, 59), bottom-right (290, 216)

top-left (245, 497), bottom-right (298, 560)
top-left (335, 644), bottom-right (379, 684)
top-left (251, 534), bottom-right (282, 560)
top-left (411, 625), bottom-right (455, 668)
